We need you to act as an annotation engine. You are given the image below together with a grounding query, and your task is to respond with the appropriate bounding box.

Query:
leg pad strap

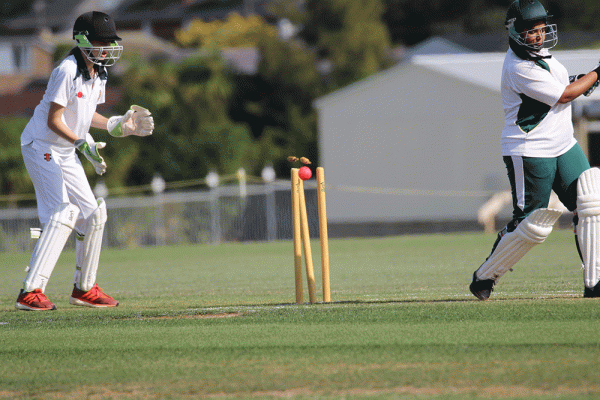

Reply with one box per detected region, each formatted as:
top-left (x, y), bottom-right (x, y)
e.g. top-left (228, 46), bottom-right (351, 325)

top-left (477, 208), bottom-right (562, 282)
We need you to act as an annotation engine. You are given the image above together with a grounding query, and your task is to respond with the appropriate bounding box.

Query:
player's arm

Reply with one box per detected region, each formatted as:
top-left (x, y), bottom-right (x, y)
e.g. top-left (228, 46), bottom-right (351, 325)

top-left (91, 112), bottom-right (109, 130)
top-left (47, 101), bottom-right (79, 144)
top-left (557, 67), bottom-right (600, 104)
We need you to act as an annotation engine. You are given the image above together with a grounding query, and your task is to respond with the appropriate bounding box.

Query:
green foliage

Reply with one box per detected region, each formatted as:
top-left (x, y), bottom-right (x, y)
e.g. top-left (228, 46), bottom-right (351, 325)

top-left (175, 12), bottom-right (277, 48)
top-left (303, 0), bottom-right (393, 89)
top-left (0, 117), bottom-right (33, 199)
top-left (378, 0), bottom-right (600, 44)
top-left (170, 13), bottom-right (323, 178)
top-left (0, 0), bottom-right (35, 19)
top-left (250, 35), bottom-right (321, 171)
top-left (113, 53), bottom-right (255, 185)
top-left (550, 0), bottom-right (600, 31)
top-left (462, 5), bottom-right (509, 34)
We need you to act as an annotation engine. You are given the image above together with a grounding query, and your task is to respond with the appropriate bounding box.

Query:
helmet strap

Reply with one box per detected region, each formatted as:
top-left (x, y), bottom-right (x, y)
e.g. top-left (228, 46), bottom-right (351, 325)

top-left (509, 37), bottom-right (551, 62)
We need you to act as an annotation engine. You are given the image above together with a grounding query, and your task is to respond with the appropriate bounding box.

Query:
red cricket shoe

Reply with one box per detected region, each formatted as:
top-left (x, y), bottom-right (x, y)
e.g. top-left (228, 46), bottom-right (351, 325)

top-left (69, 284), bottom-right (119, 308)
top-left (15, 289), bottom-right (57, 311)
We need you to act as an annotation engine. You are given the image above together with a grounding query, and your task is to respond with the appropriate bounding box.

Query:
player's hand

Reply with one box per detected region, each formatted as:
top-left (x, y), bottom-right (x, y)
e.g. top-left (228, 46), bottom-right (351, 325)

top-left (107, 105), bottom-right (154, 137)
top-left (75, 139), bottom-right (107, 175)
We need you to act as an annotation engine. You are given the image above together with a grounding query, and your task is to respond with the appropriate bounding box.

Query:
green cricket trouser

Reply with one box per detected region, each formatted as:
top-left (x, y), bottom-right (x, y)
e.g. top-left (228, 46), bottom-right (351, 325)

top-left (503, 143), bottom-right (590, 226)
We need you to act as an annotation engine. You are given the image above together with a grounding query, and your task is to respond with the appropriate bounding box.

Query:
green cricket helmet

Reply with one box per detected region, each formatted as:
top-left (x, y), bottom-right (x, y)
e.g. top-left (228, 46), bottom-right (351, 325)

top-left (505, 0), bottom-right (557, 52)
top-left (73, 11), bottom-right (123, 66)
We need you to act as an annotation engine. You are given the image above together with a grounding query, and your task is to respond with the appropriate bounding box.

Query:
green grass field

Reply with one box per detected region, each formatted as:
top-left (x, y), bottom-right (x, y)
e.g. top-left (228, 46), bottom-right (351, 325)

top-left (1, 229), bottom-right (600, 400)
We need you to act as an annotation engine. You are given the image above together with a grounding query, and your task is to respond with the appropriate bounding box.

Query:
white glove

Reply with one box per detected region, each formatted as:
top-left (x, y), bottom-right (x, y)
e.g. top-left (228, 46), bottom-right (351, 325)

top-left (74, 138), bottom-right (107, 175)
top-left (107, 105), bottom-right (154, 137)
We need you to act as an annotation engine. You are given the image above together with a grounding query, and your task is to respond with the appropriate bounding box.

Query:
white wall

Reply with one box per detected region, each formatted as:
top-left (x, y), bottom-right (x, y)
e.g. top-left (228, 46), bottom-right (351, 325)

top-left (316, 63), bottom-right (508, 223)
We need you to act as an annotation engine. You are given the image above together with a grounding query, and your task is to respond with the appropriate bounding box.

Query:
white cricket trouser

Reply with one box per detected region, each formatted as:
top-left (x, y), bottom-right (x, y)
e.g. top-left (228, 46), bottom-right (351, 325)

top-left (22, 142), bottom-right (98, 234)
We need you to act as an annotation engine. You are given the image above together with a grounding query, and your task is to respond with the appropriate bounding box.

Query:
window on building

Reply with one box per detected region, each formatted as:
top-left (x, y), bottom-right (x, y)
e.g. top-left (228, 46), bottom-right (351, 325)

top-left (0, 43), bottom-right (31, 74)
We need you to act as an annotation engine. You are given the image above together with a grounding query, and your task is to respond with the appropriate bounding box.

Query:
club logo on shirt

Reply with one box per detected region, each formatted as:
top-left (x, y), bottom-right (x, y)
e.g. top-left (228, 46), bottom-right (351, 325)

top-left (77, 91), bottom-right (84, 99)
top-left (43, 153), bottom-right (52, 162)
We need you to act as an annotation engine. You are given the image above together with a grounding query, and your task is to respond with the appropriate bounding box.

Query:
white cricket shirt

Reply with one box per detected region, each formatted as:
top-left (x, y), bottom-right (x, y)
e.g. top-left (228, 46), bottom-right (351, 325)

top-left (500, 48), bottom-right (575, 157)
top-left (21, 54), bottom-right (106, 152)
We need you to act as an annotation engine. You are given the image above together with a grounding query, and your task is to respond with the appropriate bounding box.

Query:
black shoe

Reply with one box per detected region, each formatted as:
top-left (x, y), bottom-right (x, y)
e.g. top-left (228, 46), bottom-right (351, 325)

top-left (584, 282), bottom-right (600, 298)
top-left (469, 271), bottom-right (494, 300)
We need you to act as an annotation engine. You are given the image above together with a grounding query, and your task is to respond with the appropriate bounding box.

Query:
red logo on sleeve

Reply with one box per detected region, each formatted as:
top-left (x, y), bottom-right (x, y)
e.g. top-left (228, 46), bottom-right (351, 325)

top-left (44, 153), bottom-right (52, 162)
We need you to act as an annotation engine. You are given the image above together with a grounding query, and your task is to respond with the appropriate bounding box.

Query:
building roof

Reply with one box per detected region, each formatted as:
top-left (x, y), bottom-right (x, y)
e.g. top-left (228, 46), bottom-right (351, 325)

top-left (316, 49), bottom-right (600, 109)
top-left (441, 31), bottom-right (600, 53)
top-left (413, 50), bottom-right (600, 100)
top-left (408, 36), bottom-right (474, 57)
top-left (441, 32), bottom-right (508, 53)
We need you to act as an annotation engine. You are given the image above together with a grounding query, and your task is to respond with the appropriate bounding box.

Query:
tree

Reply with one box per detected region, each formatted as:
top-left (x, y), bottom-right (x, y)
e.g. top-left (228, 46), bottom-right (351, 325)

top-left (381, 0), bottom-right (509, 45)
top-left (175, 12), bottom-right (278, 48)
top-left (549, 0), bottom-right (600, 32)
top-left (173, 12), bottom-right (322, 176)
top-left (228, 33), bottom-right (322, 168)
top-left (300, 0), bottom-right (393, 89)
top-left (0, 117), bottom-right (34, 205)
top-left (112, 52), bottom-right (256, 186)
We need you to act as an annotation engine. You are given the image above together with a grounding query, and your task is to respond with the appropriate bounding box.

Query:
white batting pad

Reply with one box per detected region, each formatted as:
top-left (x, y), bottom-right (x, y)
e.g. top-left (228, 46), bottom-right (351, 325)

top-left (477, 208), bottom-right (562, 282)
top-left (23, 203), bottom-right (79, 292)
top-left (576, 168), bottom-right (600, 288)
top-left (74, 198), bottom-right (107, 291)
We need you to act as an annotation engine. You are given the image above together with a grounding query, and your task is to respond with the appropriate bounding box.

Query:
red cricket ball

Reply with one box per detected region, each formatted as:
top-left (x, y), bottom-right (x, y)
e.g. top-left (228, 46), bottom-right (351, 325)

top-left (298, 166), bottom-right (312, 180)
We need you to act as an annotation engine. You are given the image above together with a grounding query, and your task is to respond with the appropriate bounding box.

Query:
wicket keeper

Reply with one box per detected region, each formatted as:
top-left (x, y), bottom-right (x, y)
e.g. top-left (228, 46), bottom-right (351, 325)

top-left (15, 11), bottom-right (154, 310)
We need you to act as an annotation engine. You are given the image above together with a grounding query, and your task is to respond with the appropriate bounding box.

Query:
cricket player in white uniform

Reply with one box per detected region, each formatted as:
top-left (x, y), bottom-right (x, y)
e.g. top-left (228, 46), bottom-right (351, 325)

top-left (16, 11), bottom-right (154, 310)
top-left (470, 0), bottom-right (600, 300)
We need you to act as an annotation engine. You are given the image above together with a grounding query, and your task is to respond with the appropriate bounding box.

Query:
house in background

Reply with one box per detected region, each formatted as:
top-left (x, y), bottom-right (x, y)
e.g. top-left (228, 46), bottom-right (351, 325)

top-left (0, 33), bottom-right (54, 95)
top-left (314, 50), bottom-right (600, 234)
top-left (111, 0), bottom-right (274, 41)
top-left (0, 0), bottom-right (119, 96)
top-left (0, 0), bottom-right (267, 116)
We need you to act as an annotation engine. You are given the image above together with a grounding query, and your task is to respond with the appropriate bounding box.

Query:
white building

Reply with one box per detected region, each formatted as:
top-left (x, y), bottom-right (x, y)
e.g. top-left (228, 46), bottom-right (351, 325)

top-left (314, 50), bottom-right (600, 230)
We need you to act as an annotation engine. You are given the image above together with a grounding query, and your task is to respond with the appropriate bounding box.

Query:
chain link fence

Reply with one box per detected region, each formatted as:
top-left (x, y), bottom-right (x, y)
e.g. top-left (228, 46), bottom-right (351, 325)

top-left (0, 181), bottom-right (319, 253)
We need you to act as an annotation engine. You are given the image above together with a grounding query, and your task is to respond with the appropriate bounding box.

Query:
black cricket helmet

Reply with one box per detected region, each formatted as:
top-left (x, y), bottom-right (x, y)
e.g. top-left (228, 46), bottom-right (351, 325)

top-left (73, 11), bottom-right (123, 66)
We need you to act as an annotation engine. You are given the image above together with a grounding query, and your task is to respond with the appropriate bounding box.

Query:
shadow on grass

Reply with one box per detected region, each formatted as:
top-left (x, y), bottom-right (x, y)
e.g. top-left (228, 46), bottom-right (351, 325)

top-left (207, 293), bottom-right (584, 309)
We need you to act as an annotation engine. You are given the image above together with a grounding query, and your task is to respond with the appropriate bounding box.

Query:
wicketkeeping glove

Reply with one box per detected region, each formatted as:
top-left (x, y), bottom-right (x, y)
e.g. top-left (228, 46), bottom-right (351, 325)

top-left (107, 105), bottom-right (154, 137)
top-left (74, 138), bottom-right (107, 175)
